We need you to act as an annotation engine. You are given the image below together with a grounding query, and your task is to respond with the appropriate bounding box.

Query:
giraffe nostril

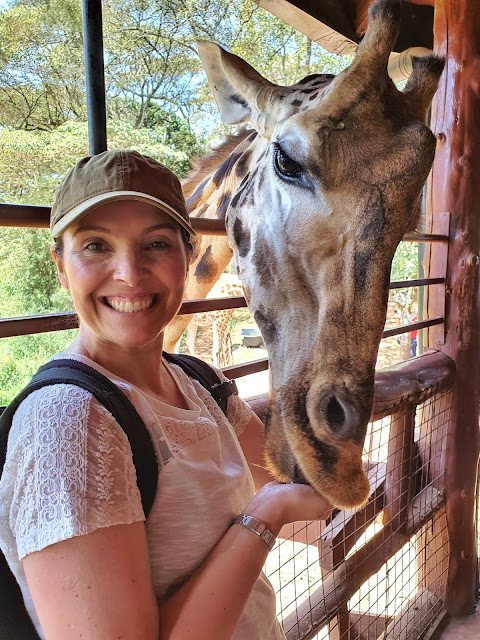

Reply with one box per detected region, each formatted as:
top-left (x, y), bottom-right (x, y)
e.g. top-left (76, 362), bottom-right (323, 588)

top-left (325, 396), bottom-right (346, 433)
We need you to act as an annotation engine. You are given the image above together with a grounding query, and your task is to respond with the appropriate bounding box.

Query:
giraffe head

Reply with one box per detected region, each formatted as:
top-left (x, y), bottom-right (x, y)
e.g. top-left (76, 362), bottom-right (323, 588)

top-left (197, 0), bottom-right (443, 509)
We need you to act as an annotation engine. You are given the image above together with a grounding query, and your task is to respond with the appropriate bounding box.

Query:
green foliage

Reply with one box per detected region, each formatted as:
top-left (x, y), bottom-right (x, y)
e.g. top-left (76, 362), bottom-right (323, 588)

top-left (0, 330), bottom-right (78, 404)
top-left (0, 0), bottom-right (360, 402)
top-left (390, 242), bottom-right (419, 322)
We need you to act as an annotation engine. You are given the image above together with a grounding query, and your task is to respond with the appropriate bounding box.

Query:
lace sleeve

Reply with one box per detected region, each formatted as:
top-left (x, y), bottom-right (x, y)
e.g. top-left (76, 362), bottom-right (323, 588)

top-left (6, 384), bottom-right (145, 560)
top-left (211, 367), bottom-right (255, 436)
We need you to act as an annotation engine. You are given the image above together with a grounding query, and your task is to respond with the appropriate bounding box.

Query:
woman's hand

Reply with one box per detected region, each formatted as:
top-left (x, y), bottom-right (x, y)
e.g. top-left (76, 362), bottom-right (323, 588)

top-left (242, 481), bottom-right (333, 537)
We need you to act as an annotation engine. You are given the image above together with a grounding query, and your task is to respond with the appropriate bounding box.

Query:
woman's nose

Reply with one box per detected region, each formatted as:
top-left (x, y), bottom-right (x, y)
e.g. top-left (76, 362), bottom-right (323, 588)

top-left (112, 251), bottom-right (148, 286)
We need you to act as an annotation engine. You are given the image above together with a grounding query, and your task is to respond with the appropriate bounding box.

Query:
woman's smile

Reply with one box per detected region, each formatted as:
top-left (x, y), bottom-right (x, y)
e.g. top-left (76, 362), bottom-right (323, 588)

top-left (103, 294), bottom-right (157, 313)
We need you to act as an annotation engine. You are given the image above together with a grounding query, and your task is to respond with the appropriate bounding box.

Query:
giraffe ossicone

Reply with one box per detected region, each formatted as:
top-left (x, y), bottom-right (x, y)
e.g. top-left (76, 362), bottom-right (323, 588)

top-left (165, 0), bottom-right (444, 509)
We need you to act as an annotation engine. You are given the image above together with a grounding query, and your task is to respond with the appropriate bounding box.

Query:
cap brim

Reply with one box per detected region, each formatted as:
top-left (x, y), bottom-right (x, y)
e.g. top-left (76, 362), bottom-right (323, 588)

top-left (51, 191), bottom-right (196, 238)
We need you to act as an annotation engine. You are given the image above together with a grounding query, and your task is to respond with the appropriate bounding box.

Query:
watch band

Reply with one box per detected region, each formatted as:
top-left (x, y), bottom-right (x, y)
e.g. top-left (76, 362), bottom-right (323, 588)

top-left (233, 513), bottom-right (276, 551)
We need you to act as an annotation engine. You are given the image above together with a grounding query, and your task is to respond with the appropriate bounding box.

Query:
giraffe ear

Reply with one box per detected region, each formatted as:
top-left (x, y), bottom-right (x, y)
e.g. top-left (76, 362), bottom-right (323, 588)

top-left (196, 40), bottom-right (277, 132)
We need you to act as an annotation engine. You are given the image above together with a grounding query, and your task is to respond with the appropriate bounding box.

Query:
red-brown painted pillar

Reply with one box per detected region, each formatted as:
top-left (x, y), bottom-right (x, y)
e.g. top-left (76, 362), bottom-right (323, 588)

top-left (431, 0), bottom-right (480, 616)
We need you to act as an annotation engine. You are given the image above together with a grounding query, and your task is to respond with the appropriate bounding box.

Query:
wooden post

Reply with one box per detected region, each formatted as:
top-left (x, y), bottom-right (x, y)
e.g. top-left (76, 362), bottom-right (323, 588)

top-left (383, 405), bottom-right (416, 533)
top-left (429, 0), bottom-right (480, 616)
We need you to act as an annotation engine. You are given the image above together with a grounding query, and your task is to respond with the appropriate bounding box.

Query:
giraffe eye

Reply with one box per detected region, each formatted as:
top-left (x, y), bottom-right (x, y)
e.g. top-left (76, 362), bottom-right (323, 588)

top-left (273, 144), bottom-right (303, 181)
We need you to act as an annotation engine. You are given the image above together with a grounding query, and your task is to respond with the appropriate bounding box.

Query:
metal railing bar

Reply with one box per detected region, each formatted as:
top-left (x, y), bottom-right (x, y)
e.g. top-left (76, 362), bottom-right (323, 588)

top-left (222, 358), bottom-right (269, 379)
top-left (389, 277), bottom-right (445, 289)
top-left (0, 309), bottom-right (443, 343)
top-left (402, 232), bottom-right (449, 243)
top-left (178, 296), bottom-right (247, 314)
top-left (0, 296), bottom-right (248, 339)
top-left (0, 312), bottom-right (79, 338)
top-left (0, 205), bottom-right (449, 244)
top-left (191, 218), bottom-right (226, 235)
top-left (383, 316), bottom-right (444, 338)
top-left (0, 204), bottom-right (50, 229)
top-left (0, 205), bottom-right (226, 236)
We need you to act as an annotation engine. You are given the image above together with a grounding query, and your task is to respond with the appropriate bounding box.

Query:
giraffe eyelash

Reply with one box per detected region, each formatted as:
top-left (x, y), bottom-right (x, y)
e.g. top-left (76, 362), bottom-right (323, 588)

top-left (273, 143), bottom-right (304, 183)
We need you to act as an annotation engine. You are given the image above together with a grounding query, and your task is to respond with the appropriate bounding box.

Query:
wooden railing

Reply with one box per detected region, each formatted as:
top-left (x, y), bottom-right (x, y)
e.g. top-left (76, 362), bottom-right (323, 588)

top-left (244, 351), bottom-right (455, 640)
top-left (1, 204), bottom-right (453, 639)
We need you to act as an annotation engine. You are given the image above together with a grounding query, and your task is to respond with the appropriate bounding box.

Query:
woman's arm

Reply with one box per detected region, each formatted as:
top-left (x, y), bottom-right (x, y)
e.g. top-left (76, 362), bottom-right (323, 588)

top-left (23, 522), bottom-right (158, 640)
top-left (23, 482), bottom-right (331, 640)
top-left (158, 480), bottom-right (332, 639)
top-left (237, 411), bottom-right (275, 490)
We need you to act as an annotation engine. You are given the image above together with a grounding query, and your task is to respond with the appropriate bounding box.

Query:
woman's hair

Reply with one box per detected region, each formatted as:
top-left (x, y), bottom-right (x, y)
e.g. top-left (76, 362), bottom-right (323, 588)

top-left (54, 225), bottom-right (193, 256)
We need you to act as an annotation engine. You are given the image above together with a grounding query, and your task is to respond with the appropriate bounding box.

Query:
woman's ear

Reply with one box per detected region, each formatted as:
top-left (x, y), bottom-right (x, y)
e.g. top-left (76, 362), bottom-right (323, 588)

top-left (50, 245), bottom-right (69, 290)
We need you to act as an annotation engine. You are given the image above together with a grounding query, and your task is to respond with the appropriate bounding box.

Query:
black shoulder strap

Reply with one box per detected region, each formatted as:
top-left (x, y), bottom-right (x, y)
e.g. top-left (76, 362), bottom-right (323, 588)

top-left (163, 352), bottom-right (238, 416)
top-left (0, 359), bottom-right (157, 518)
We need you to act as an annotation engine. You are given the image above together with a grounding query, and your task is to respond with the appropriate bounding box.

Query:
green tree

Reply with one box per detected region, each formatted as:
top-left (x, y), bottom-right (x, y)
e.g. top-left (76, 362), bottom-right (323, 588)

top-left (0, 0), bottom-right (358, 403)
top-left (390, 242), bottom-right (418, 324)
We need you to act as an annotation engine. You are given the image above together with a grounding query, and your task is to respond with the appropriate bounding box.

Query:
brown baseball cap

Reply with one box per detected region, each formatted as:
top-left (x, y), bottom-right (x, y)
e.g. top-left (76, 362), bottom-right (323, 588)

top-left (50, 149), bottom-right (195, 239)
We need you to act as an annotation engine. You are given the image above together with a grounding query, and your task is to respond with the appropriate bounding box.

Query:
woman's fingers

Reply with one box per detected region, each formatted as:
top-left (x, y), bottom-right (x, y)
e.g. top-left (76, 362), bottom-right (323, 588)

top-left (244, 481), bottom-right (334, 534)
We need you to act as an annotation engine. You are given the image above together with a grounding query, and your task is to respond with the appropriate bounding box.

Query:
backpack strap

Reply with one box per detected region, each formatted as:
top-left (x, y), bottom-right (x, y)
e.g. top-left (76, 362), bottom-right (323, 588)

top-left (0, 358), bottom-right (157, 518)
top-left (163, 352), bottom-right (238, 417)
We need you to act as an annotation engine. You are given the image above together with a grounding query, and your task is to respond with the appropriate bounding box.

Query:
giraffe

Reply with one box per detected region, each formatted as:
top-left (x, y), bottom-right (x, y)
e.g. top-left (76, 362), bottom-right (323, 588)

top-left (164, 0), bottom-right (444, 510)
top-left (183, 273), bottom-right (244, 368)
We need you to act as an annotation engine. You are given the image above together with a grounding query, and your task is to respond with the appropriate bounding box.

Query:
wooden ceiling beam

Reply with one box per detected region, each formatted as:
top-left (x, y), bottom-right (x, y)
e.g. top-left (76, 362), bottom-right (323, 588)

top-left (252, 0), bottom-right (358, 56)
top-left (255, 0), bottom-right (434, 54)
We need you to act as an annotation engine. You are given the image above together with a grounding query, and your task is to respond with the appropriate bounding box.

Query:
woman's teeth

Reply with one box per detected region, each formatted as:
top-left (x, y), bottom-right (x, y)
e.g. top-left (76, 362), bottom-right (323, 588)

top-left (105, 296), bottom-right (155, 313)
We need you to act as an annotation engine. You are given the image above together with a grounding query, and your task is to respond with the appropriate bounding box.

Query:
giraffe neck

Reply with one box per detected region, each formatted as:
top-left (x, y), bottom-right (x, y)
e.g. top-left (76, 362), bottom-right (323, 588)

top-left (163, 132), bottom-right (259, 352)
top-left (184, 130), bottom-right (260, 220)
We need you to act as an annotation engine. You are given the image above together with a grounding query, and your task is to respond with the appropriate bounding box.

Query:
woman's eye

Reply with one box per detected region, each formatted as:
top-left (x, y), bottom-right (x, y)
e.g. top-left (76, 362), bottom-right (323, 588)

top-left (148, 240), bottom-right (169, 250)
top-left (273, 144), bottom-right (303, 181)
top-left (83, 241), bottom-right (104, 251)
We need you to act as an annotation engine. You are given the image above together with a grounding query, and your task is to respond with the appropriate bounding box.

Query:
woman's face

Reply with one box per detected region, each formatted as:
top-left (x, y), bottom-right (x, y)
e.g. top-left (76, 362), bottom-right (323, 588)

top-left (52, 200), bottom-right (191, 353)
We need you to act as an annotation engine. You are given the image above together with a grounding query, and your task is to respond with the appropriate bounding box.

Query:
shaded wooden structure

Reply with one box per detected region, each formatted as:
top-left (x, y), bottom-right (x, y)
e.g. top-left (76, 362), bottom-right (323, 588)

top-left (0, 0), bottom-right (479, 638)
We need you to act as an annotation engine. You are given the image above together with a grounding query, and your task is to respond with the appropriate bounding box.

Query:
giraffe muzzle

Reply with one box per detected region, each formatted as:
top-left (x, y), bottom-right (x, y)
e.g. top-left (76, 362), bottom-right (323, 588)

top-left (315, 387), bottom-right (368, 445)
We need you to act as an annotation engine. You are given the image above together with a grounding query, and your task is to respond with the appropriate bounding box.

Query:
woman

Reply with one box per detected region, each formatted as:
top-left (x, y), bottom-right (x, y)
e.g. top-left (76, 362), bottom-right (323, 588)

top-left (0, 150), bottom-right (332, 639)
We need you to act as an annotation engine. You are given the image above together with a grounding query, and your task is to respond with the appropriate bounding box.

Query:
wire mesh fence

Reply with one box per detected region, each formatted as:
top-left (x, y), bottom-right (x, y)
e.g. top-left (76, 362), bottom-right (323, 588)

top-left (265, 387), bottom-right (452, 640)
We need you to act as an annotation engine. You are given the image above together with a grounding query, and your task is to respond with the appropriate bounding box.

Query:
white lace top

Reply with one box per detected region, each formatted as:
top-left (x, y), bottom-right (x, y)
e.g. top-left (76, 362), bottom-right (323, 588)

top-left (0, 352), bottom-right (284, 640)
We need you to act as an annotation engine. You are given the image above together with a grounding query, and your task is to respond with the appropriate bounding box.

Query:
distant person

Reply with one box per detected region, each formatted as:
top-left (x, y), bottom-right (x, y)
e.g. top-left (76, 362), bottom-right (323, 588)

top-left (0, 150), bottom-right (331, 639)
top-left (410, 312), bottom-right (418, 357)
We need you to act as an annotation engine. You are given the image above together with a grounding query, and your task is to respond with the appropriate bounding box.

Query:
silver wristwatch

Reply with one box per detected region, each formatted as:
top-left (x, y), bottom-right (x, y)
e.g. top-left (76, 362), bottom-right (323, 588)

top-left (233, 513), bottom-right (276, 550)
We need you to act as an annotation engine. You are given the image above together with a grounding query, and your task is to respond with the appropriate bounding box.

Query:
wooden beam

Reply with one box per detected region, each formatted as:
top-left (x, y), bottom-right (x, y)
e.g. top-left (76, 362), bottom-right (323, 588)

top-left (258, 0), bottom-right (434, 52)
top-left (430, 0), bottom-right (480, 617)
top-left (248, 0), bottom-right (358, 56)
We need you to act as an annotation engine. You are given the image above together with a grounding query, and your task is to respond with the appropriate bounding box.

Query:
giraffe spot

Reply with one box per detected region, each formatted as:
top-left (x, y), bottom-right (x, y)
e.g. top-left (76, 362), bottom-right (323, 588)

top-left (309, 92), bottom-right (319, 101)
top-left (256, 166), bottom-right (265, 191)
top-left (301, 87), bottom-right (319, 95)
top-left (314, 440), bottom-right (338, 474)
top-left (217, 193), bottom-right (231, 220)
top-left (252, 235), bottom-right (276, 288)
top-left (297, 74), bottom-right (323, 85)
top-left (254, 309), bottom-right (277, 343)
top-left (231, 169), bottom-right (254, 209)
top-left (194, 245), bottom-right (216, 281)
top-left (314, 75), bottom-right (335, 85)
top-left (291, 99), bottom-right (303, 107)
top-left (232, 217), bottom-right (250, 258)
top-left (229, 93), bottom-right (249, 109)
top-left (186, 177), bottom-right (209, 210)
top-left (235, 149), bottom-right (252, 178)
top-left (213, 152), bottom-right (242, 187)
